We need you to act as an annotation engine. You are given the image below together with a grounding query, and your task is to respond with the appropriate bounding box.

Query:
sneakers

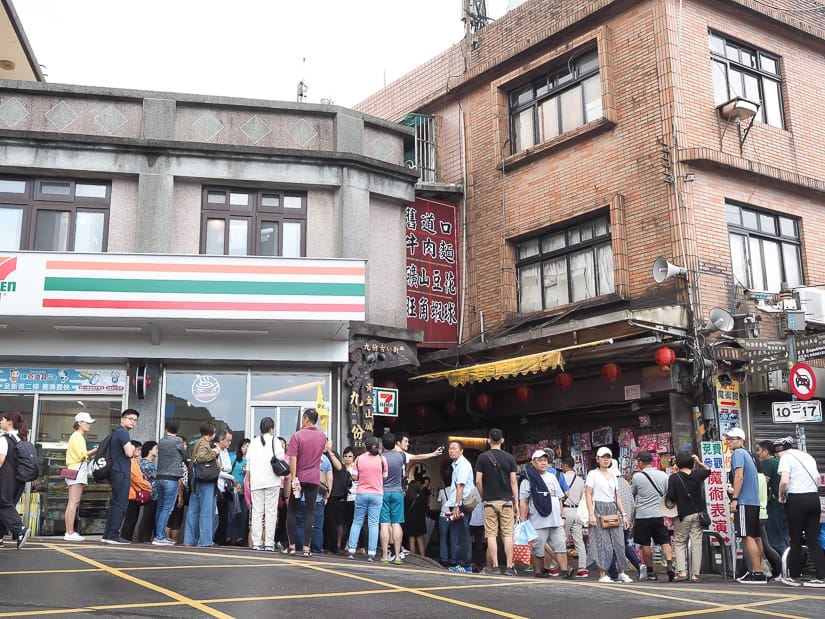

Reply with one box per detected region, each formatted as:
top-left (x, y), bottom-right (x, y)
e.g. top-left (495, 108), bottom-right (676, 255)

top-left (367, 554), bottom-right (375, 562)
top-left (617, 573), bottom-right (633, 583)
top-left (152, 537), bottom-right (175, 546)
top-left (598, 575), bottom-right (614, 583)
top-left (448, 565), bottom-right (465, 573)
top-left (265, 546), bottom-right (275, 552)
top-left (64, 532), bottom-right (85, 542)
top-left (534, 571), bottom-right (550, 578)
top-left (481, 567), bottom-right (501, 575)
top-left (738, 572), bottom-right (767, 584)
top-left (639, 564), bottom-right (648, 581)
top-left (777, 576), bottom-right (802, 587)
top-left (575, 569), bottom-right (589, 578)
top-left (16, 527), bottom-right (29, 550)
top-left (803, 579), bottom-right (825, 588)
top-left (464, 566), bottom-right (473, 573)
top-left (547, 566), bottom-right (560, 577)
top-left (666, 566), bottom-right (675, 582)
top-left (503, 567), bottom-right (517, 576)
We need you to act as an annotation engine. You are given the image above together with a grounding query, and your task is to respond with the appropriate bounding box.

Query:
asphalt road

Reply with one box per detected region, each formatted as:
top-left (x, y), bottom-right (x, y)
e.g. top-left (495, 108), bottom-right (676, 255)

top-left (2, 538), bottom-right (824, 618)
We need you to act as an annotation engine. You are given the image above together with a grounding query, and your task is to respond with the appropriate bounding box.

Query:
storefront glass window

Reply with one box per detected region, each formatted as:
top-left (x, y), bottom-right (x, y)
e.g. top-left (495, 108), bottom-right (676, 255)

top-left (250, 372), bottom-right (330, 440)
top-left (164, 371), bottom-right (247, 445)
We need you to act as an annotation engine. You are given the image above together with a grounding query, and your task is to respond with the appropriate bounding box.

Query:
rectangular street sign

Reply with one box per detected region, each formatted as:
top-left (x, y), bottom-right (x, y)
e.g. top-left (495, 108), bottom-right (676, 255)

top-left (735, 339), bottom-right (787, 353)
top-left (771, 400), bottom-right (822, 423)
top-left (746, 358), bottom-right (790, 374)
top-left (796, 332), bottom-right (825, 361)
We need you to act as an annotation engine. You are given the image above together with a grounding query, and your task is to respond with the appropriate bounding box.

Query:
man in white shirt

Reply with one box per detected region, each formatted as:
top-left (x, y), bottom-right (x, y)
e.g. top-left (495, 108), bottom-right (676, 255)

top-left (561, 457), bottom-right (588, 577)
top-left (213, 429), bottom-right (234, 544)
top-left (775, 436), bottom-right (825, 588)
top-left (446, 440), bottom-right (475, 573)
top-left (519, 450), bottom-right (567, 578)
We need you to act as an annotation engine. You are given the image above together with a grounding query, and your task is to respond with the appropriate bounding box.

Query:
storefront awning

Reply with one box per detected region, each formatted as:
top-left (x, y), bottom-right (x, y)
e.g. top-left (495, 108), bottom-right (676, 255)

top-left (411, 349), bottom-right (565, 387)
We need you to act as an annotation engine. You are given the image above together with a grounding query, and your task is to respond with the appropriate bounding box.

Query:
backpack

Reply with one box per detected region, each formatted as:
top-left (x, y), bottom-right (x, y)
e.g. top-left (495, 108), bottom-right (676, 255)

top-left (5, 435), bottom-right (40, 483)
top-left (524, 466), bottom-right (554, 517)
top-left (89, 433), bottom-right (113, 481)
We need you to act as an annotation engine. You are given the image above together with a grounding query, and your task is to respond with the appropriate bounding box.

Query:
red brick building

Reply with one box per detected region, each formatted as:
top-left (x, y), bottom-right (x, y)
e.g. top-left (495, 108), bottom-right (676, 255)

top-left (357, 0), bottom-right (825, 470)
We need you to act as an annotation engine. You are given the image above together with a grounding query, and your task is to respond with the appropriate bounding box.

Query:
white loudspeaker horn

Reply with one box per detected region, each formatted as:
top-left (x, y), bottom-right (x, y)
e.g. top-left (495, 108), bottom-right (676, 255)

top-left (707, 307), bottom-right (734, 333)
top-left (652, 256), bottom-right (687, 283)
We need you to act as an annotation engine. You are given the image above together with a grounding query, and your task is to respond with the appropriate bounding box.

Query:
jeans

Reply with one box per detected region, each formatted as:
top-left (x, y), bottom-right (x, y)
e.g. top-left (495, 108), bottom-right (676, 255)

top-left (295, 500), bottom-right (325, 553)
top-left (347, 493), bottom-right (382, 555)
top-left (449, 514), bottom-right (471, 567)
top-left (154, 479), bottom-right (179, 541)
top-left (287, 482), bottom-right (319, 550)
top-left (766, 506), bottom-right (789, 555)
top-left (438, 514), bottom-right (452, 564)
top-left (104, 471), bottom-right (130, 540)
top-left (183, 481), bottom-right (217, 547)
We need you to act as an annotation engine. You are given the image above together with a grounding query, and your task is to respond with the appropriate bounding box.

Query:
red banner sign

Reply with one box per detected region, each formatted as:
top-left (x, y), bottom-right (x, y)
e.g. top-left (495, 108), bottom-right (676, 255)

top-left (405, 197), bottom-right (459, 347)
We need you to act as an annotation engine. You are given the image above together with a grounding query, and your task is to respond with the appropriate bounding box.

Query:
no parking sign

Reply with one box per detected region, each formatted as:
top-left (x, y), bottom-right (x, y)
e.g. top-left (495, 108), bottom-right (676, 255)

top-left (789, 362), bottom-right (817, 400)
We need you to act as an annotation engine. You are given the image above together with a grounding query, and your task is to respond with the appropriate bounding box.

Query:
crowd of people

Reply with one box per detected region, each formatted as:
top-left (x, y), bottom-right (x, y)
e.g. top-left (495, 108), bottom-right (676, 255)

top-left (2, 406), bottom-right (823, 588)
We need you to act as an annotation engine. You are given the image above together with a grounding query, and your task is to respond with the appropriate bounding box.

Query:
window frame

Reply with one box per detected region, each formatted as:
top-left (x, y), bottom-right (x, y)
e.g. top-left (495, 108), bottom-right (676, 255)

top-left (726, 201), bottom-right (801, 292)
top-left (508, 47), bottom-right (602, 154)
top-left (709, 31), bottom-right (784, 129)
top-left (515, 213), bottom-right (614, 313)
top-left (0, 176), bottom-right (110, 252)
top-left (200, 187), bottom-right (307, 257)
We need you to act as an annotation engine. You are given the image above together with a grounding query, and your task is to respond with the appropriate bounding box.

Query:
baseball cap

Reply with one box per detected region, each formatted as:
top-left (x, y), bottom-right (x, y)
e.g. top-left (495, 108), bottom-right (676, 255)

top-left (74, 412), bottom-right (95, 424)
top-left (596, 446), bottom-right (612, 458)
top-left (723, 427), bottom-right (746, 440)
top-left (636, 451), bottom-right (653, 463)
top-left (531, 449), bottom-right (549, 461)
top-left (772, 436), bottom-right (794, 452)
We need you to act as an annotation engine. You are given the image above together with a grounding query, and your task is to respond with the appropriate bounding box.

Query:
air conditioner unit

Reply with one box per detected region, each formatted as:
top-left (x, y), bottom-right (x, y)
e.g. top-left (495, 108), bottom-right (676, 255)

top-left (797, 288), bottom-right (825, 326)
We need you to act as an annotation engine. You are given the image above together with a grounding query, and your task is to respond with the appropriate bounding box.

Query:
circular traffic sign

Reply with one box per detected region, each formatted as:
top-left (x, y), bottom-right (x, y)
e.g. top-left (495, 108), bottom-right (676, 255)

top-left (789, 362), bottom-right (817, 400)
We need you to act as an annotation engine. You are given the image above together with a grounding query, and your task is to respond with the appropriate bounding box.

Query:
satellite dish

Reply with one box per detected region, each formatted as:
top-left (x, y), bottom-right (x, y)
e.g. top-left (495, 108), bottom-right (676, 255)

top-left (652, 256), bottom-right (687, 283)
top-left (708, 307), bottom-right (735, 333)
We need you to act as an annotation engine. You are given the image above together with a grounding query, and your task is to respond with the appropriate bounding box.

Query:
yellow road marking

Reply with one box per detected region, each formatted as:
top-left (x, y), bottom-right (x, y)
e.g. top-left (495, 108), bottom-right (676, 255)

top-left (632, 593), bottom-right (813, 619)
top-left (42, 544), bottom-right (233, 619)
top-left (0, 568), bottom-right (100, 576)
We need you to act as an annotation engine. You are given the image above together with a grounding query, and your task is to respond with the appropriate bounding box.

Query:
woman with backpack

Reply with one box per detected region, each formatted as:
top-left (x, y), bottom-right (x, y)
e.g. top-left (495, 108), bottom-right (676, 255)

top-left (63, 412), bottom-right (97, 541)
top-left (0, 411), bottom-right (31, 549)
top-left (247, 417), bottom-right (283, 551)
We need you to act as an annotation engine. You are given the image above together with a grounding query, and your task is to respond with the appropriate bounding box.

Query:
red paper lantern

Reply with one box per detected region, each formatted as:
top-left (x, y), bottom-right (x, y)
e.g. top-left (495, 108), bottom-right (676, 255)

top-left (445, 400), bottom-right (457, 416)
top-left (654, 346), bottom-right (676, 369)
top-left (415, 404), bottom-right (428, 419)
top-left (515, 386), bottom-right (534, 403)
top-left (554, 372), bottom-right (573, 391)
top-left (476, 393), bottom-right (493, 412)
top-left (601, 362), bottom-right (622, 382)
top-left (381, 380), bottom-right (397, 390)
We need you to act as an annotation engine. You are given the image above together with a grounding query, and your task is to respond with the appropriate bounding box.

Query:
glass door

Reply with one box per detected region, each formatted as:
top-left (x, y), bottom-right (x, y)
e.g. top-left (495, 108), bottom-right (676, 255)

top-left (250, 404), bottom-right (303, 443)
top-left (36, 397), bottom-right (122, 536)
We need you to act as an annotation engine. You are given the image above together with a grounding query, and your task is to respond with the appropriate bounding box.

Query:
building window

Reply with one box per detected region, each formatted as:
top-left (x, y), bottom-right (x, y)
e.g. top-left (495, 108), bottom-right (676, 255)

top-left (516, 214), bottom-right (613, 312)
top-left (710, 32), bottom-right (784, 129)
top-left (201, 187), bottom-right (306, 257)
top-left (727, 202), bottom-right (801, 292)
top-left (0, 176), bottom-right (110, 252)
top-left (403, 114), bottom-right (436, 183)
top-left (509, 48), bottom-right (602, 153)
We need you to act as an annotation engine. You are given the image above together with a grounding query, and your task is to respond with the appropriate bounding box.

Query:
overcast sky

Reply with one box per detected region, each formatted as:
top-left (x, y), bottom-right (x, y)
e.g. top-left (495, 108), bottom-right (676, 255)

top-left (14, 0), bottom-right (512, 108)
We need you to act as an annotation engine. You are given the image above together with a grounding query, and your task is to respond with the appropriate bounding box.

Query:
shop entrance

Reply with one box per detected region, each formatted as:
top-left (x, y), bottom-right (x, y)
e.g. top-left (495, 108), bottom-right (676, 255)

top-left (250, 404), bottom-right (304, 443)
top-left (36, 397), bottom-right (123, 536)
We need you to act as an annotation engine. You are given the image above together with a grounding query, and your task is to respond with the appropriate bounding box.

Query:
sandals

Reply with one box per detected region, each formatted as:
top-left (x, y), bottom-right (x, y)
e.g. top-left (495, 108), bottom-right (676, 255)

top-left (302, 547), bottom-right (312, 558)
top-left (691, 575), bottom-right (700, 583)
top-left (282, 547), bottom-right (297, 556)
top-left (673, 573), bottom-right (689, 582)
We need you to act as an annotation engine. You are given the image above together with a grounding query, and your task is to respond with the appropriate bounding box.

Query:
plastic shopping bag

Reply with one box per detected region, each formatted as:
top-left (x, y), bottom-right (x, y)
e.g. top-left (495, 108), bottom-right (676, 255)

top-left (514, 519), bottom-right (539, 546)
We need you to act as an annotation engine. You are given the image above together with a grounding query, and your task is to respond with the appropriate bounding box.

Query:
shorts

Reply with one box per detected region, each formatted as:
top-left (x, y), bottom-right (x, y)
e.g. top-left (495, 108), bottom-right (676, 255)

top-left (733, 504), bottom-right (760, 539)
top-left (379, 491), bottom-right (405, 524)
top-left (483, 500), bottom-right (515, 538)
top-left (633, 517), bottom-right (670, 546)
top-left (65, 463), bottom-right (89, 486)
top-left (531, 525), bottom-right (566, 558)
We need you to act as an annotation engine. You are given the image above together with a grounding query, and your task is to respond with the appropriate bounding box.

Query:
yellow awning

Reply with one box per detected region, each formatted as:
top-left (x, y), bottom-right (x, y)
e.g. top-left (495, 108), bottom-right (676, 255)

top-left (411, 350), bottom-right (564, 387)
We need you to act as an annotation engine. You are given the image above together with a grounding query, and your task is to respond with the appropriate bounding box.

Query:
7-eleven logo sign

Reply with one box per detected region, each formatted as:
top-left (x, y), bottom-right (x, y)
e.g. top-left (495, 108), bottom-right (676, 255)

top-left (373, 387), bottom-right (398, 417)
top-left (0, 256), bottom-right (18, 300)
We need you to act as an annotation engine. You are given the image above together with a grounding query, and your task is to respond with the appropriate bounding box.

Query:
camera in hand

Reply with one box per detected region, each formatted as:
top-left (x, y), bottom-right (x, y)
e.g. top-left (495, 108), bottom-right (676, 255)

top-left (445, 510), bottom-right (464, 521)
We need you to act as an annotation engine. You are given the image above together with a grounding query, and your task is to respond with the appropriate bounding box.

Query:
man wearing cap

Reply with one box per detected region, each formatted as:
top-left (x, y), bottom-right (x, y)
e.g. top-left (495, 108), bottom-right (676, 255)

top-left (102, 408), bottom-right (140, 544)
top-left (724, 427), bottom-right (767, 584)
top-left (631, 451), bottom-right (675, 581)
top-left (519, 450), bottom-right (567, 579)
top-left (756, 439), bottom-right (789, 557)
top-left (63, 412), bottom-right (98, 541)
top-left (775, 436), bottom-right (825, 587)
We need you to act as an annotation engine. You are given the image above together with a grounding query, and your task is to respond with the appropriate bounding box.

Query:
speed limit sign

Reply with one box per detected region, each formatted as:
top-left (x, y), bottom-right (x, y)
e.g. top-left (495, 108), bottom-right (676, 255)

top-left (789, 362), bottom-right (817, 400)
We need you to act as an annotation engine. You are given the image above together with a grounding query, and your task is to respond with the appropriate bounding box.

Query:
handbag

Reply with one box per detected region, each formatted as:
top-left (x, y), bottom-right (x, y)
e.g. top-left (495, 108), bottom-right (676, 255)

top-left (134, 489), bottom-right (152, 505)
top-left (513, 519), bottom-right (539, 545)
top-left (640, 470), bottom-right (679, 519)
top-left (60, 467), bottom-right (79, 480)
top-left (193, 460), bottom-right (219, 483)
top-left (461, 487), bottom-right (480, 512)
top-left (576, 500), bottom-right (590, 526)
top-left (269, 437), bottom-right (290, 476)
top-left (599, 513), bottom-right (621, 528)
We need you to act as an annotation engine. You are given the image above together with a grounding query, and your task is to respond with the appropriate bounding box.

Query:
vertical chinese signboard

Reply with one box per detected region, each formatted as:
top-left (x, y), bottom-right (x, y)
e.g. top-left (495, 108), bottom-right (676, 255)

top-left (701, 441), bottom-right (732, 544)
top-left (716, 378), bottom-right (741, 438)
top-left (405, 197), bottom-right (459, 347)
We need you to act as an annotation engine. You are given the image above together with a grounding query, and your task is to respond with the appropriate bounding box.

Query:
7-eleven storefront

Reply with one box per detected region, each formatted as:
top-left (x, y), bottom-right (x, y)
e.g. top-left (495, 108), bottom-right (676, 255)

top-left (0, 251), bottom-right (364, 536)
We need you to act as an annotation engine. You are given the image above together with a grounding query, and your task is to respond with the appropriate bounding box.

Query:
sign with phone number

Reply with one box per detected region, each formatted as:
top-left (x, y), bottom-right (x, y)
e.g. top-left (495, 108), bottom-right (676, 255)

top-left (771, 400), bottom-right (822, 423)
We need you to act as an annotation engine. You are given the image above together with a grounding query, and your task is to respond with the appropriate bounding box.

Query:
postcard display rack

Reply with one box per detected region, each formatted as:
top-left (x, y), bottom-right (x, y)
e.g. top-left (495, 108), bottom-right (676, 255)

top-left (38, 442), bottom-right (110, 536)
